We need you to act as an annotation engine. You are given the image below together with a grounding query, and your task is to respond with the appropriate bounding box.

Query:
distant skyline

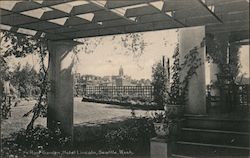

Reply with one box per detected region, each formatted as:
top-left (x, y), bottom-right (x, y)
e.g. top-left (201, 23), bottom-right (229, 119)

top-left (77, 65), bottom-right (152, 81)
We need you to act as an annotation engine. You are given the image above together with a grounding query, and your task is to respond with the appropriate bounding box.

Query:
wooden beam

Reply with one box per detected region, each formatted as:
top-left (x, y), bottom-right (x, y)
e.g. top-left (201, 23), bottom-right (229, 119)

top-left (197, 0), bottom-right (223, 23)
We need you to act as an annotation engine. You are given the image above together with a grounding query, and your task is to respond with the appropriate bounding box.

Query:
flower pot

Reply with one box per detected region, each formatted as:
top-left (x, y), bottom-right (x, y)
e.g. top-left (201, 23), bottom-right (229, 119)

top-left (153, 120), bottom-right (182, 138)
top-left (153, 123), bottom-right (170, 138)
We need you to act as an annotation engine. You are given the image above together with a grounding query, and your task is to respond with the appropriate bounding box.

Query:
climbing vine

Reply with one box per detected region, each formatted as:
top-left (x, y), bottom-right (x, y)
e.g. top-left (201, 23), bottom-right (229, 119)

top-left (167, 39), bottom-right (204, 106)
top-left (167, 43), bottom-right (181, 105)
top-left (206, 33), bottom-right (241, 82)
top-left (24, 40), bottom-right (50, 130)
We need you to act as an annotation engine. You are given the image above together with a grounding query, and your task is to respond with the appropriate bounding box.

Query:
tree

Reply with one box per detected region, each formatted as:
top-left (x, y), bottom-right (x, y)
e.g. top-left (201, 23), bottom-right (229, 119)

top-left (151, 59), bottom-right (169, 108)
top-left (11, 63), bottom-right (39, 98)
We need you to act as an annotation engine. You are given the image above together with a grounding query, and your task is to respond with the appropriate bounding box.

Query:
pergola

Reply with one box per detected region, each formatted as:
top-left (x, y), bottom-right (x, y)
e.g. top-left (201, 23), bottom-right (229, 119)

top-left (1, 0), bottom-right (249, 137)
top-left (1, 0), bottom-right (249, 41)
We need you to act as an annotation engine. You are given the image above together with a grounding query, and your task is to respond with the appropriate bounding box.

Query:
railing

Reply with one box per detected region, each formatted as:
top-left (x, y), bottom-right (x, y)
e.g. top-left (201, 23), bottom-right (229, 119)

top-left (206, 84), bottom-right (250, 108)
top-left (237, 84), bottom-right (250, 106)
top-left (84, 86), bottom-right (153, 99)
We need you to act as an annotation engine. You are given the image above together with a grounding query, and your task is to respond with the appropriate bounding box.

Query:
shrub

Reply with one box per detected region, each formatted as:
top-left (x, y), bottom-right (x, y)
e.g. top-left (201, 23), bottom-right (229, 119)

top-left (104, 117), bottom-right (155, 153)
top-left (73, 117), bottom-right (156, 155)
top-left (1, 125), bottom-right (71, 157)
top-left (2, 118), bottom-right (155, 157)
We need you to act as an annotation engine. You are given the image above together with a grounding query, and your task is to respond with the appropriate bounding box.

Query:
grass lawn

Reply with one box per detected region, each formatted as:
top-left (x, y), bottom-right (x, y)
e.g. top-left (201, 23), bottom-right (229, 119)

top-left (1, 100), bottom-right (46, 138)
top-left (1, 97), bottom-right (151, 138)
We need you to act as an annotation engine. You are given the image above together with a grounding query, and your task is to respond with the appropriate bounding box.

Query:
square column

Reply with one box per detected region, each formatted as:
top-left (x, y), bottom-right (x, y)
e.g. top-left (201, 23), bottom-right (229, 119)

top-left (179, 26), bottom-right (206, 114)
top-left (47, 40), bottom-right (76, 137)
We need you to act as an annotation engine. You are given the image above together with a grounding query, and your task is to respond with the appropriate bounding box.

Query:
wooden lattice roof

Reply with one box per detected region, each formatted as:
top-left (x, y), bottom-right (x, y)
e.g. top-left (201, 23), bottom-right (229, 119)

top-left (0, 0), bottom-right (249, 41)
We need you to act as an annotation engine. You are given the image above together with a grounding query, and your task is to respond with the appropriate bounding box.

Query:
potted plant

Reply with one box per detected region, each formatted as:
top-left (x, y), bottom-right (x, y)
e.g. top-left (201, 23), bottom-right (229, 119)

top-left (151, 111), bottom-right (170, 138)
top-left (152, 106), bottom-right (182, 138)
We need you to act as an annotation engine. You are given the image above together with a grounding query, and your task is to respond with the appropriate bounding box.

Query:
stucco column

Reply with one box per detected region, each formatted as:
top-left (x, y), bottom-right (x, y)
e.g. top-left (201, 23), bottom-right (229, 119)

top-left (47, 40), bottom-right (76, 137)
top-left (179, 26), bottom-right (206, 114)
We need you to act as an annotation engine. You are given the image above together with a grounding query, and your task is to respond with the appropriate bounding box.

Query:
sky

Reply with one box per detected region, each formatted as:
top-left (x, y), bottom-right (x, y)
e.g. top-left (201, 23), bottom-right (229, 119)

top-left (74, 29), bottom-right (178, 80)
top-left (4, 28), bottom-right (249, 82)
top-left (238, 45), bottom-right (250, 77)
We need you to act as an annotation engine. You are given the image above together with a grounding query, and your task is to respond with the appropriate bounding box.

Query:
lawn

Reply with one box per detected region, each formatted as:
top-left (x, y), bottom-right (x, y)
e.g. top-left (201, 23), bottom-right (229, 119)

top-left (1, 97), bottom-right (151, 138)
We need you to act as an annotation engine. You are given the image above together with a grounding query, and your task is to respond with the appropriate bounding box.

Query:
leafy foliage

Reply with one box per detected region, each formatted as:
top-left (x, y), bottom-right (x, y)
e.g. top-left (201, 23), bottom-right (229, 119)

top-left (168, 41), bottom-right (204, 105)
top-left (75, 37), bottom-right (103, 54)
top-left (151, 43), bottom-right (203, 139)
top-left (74, 117), bottom-right (155, 155)
top-left (104, 118), bottom-right (155, 153)
top-left (151, 60), bottom-right (169, 107)
top-left (75, 33), bottom-right (148, 58)
top-left (11, 63), bottom-right (40, 98)
top-left (1, 31), bottom-right (49, 128)
top-left (206, 33), bottom-right (241, 82)
top-left (151, 111), bottom-right (168, 123)
top-left (1, 31), bottom-right (47, 58)
top-left (151, 105), bottom-right (183, 124)
top-left (0, 55), bottom-right (9, 81)
top-left (1, 125), bottom-right (71, 158)
top-left (82, 94), bottom-right (158, 110)
top-left (180, 46), bottom-right (203, 101)
top-left (119, 33), bottom-right (148, 57)
top-left (168, 44), bottom-right (182, 104)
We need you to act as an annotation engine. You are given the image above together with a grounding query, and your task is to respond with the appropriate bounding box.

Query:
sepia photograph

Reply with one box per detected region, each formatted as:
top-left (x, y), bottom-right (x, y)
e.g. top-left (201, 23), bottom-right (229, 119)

top-left (0, 0), bottom-right (249, 157)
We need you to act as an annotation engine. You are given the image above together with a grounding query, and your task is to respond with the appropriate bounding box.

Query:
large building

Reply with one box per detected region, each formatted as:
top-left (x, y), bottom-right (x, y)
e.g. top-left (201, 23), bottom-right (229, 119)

top-left (77, 66), bottom-right (153, 98)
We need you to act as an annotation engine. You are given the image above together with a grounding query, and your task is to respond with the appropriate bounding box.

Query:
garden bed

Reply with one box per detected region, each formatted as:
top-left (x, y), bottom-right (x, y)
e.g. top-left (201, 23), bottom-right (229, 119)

top-left (82, 96), bottom-right (162, 110)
